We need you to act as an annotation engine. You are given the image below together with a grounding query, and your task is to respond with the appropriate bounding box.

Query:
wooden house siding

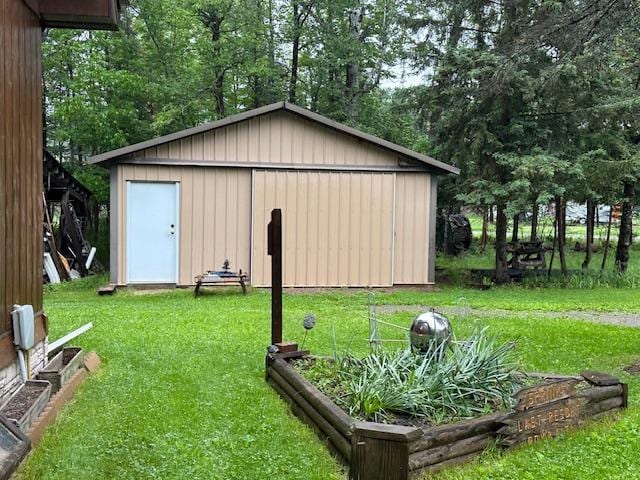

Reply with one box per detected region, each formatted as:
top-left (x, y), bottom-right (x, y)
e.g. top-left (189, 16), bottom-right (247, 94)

top-left (0, 0), bottom-right (45, 367)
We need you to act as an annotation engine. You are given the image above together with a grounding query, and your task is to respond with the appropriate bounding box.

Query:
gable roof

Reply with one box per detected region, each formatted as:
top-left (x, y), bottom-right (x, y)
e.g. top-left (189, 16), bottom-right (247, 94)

top-left (88, 102), bottom-right (459, 175)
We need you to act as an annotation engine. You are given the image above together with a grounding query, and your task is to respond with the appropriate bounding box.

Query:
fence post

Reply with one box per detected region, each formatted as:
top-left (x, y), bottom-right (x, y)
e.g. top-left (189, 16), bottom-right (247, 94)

top-left (268, 208), bottom-right (283, 346)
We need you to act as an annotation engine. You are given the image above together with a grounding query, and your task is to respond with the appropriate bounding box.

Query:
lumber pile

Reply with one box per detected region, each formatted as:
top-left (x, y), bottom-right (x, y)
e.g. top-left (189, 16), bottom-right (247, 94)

top-left (42, 192), bottom-right (98, 284)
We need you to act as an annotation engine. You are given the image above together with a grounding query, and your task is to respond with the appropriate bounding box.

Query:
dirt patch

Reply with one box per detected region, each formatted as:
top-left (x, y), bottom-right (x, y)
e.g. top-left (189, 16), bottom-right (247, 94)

top-left (62, 347), bottom-right (81, 366)
top-left (1, 383), bottom-right (47, 421)
top-left (376, 305), bottom-right (640, 328)
top-left (132, 288), bottom-right (175, 296)
top-left (624, 361), bottom-right (640, 374)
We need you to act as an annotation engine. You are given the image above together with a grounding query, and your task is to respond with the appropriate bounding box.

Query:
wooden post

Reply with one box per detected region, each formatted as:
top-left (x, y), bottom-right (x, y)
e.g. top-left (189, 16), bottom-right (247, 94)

top-left (350, 422), bottom-right (422, 480)
top-left (268, 209), bottom-right (283, 346)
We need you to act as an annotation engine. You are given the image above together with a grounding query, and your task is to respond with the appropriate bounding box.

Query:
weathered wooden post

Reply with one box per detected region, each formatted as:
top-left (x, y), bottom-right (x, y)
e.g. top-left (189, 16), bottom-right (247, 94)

top-left (268, 209), bottom-right (283, 345)
top-left (268, 209), bottom-right (297, 353)
top-left (350, 422), bottom-right (421, 480)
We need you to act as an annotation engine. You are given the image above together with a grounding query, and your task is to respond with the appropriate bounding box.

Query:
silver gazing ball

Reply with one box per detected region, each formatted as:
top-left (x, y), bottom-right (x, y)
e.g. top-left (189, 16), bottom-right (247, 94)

top-left (409, 311), bottom-right (452, 353)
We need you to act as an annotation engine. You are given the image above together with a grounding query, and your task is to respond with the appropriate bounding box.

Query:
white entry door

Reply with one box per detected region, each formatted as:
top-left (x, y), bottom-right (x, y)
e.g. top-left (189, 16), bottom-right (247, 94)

top-left (127, 182), bottom-right (179, 283)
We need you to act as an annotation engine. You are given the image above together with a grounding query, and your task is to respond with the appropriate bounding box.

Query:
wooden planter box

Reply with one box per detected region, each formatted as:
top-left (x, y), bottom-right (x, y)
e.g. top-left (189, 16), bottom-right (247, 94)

top-left (266, 355), bottom-right (628, 480)
top-left (38, 347), bottom-right (84, 393)
top-left (0, 380), bottom-right (52, 433)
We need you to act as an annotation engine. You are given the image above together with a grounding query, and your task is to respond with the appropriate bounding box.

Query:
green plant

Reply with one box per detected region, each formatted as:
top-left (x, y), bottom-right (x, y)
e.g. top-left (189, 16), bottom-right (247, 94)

top-left (522, 270), bottom-right (640, 289)
top-left (315, 329), bottom-right (527, 424)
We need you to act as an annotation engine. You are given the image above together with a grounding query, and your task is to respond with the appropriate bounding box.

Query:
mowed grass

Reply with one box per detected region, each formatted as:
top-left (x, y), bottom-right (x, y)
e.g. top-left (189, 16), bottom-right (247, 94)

top-left (16, 276), bottom-right (640, 479)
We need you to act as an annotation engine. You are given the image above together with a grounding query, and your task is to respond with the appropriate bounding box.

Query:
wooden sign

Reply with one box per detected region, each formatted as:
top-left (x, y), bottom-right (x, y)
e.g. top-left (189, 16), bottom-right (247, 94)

top-left (499, 396), bottom-right (588, 446)
top-left (514, 379), bottom-right (580, 411)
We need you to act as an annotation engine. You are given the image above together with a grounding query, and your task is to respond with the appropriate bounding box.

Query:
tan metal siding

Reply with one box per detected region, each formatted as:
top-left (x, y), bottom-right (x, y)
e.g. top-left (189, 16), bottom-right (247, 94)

top-left (116, 165), bottom-right (251, 285)
top-left (252, 170), bottom-right (395, 287)
top-left (393, 173), bottom-right (432, 284)
top-left (141, 110), bottom-right (401, 168)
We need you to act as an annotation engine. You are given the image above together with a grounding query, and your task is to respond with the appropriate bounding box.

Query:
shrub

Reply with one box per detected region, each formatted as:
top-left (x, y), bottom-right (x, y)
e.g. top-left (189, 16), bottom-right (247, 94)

top-left (299, 329), bottom-right (527, 425)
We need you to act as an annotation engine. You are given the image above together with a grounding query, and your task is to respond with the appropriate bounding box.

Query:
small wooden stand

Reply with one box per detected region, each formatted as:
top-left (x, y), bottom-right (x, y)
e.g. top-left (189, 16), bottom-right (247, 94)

top-left (194, 271), bottom-right (247, 296)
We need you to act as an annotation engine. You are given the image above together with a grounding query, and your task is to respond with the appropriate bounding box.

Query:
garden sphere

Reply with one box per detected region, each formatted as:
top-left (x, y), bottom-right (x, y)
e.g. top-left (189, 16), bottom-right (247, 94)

top-left (409, 311), bottom-right (452, 353)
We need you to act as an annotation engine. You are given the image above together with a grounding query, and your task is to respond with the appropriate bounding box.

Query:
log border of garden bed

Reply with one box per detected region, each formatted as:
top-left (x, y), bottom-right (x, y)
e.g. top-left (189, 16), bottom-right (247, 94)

top-left (265, 354), bottom-right (628, 480)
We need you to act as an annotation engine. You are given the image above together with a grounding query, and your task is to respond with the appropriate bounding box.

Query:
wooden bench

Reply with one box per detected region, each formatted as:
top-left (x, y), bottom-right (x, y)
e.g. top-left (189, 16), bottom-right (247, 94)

top-left (507, 241), bottom-right (546, 270)
top-left (194, 271), bottom-right (248, 296)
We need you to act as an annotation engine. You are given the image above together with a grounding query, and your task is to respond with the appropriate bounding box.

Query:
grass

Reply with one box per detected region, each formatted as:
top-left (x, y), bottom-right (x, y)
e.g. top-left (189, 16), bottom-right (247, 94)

top-left (15, 275), bottom-right (640, 479)
top-left (466, 213), bottom-right (640, 243)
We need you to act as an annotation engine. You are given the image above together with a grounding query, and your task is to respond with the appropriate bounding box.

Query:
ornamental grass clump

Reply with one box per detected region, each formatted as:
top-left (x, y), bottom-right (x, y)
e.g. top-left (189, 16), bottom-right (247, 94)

top-left (334, 329), bottom-right (527, 424)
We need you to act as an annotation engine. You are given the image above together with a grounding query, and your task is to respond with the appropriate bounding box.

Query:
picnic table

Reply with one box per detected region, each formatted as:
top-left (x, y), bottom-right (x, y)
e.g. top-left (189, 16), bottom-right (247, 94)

top-left (194, 262), bottom-right (248, 296)
top-left (507, 241), bottom-right (547, 270)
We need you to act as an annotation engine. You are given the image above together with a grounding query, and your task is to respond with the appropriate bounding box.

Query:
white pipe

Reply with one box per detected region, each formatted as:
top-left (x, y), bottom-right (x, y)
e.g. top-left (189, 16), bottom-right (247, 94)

top-left (85, 247), bottom-right (97, 270)
top-left (48, 322), bottom-right (93, 356)
top-left (16, 349), bottom-right (27, 383)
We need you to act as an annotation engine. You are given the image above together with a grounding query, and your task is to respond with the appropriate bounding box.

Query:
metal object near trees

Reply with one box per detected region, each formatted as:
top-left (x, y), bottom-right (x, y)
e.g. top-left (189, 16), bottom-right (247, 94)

top-left (409, 311), bottom-right (452, 353)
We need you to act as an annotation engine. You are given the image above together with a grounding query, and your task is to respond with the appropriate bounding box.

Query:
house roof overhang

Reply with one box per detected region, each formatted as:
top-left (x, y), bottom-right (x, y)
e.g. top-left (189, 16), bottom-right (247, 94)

top-left (25, 0), bottom-right (123, 30)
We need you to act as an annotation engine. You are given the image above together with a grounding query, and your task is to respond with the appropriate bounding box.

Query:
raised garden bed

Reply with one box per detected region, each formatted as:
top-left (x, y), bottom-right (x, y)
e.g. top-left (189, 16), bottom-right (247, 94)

top-left (266, 354), bottom-right (628, 480)
top-left (38, 347), bottom-right (84, 393)
top-left (0, 380), bottom-right (51, 433)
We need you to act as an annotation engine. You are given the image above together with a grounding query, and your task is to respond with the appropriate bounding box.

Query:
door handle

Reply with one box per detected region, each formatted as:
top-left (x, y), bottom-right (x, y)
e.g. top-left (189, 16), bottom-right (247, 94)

top-left (169, 224), bottom-right (175, 235)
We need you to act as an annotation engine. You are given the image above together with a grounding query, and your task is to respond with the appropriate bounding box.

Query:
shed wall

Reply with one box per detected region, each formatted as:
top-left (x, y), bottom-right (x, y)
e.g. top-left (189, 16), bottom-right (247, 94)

top-left (251, 170), bottom-right (395, 287)
top-left (115, 164), bottom-right (251, 285)
top-left (393, 173), bottom-right (432, 284)
top-left (139, 110), bottom-right (403, 169)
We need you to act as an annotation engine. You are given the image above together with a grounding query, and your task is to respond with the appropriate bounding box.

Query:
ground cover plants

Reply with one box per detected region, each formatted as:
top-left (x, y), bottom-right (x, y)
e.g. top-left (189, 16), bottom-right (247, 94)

top-left (296, 329), bottom-right (527, 425)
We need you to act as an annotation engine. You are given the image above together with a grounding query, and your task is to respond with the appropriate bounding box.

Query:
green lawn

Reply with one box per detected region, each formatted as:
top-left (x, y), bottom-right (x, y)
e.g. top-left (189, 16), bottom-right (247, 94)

top-left (17, 277), bottom-right (640, 479)
top-left (467, 213), bottom-right (640, 243)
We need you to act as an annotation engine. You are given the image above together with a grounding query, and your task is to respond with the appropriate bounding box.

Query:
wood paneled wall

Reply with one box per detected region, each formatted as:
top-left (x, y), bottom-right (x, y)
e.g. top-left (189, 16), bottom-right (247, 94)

top-left (0, 0), bottom-right (43, 349)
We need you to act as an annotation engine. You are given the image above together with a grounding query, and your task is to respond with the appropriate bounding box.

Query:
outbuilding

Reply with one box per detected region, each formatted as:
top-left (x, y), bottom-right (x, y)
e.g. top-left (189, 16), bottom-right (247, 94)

top-left (89, 102), bottom-right (459, 288)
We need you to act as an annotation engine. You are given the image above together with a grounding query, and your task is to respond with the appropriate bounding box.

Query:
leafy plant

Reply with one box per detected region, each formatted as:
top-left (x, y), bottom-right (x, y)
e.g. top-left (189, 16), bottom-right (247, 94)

top-left (302, 329), bottom-right (527, 424)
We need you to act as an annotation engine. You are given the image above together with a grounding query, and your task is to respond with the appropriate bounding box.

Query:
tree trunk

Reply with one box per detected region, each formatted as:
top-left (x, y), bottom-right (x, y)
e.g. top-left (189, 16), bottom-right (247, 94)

top-left (556, 196), bottom-right (567, 275)
top-left (530, 203), bottom-right (538, 241)
top-left (214, 71), bottom-right (225, 117)
top-left (561, 199), bottom-right (567, 246)
top-left (582, 198), bottom-right (595, 270)
top-left (480, 207), bottom-right (488, 251)
top-left (495, 204), bottom-right (509, 284)
top-left (547, 214), bottom-right (557, 280)
top-left (198, 7), bottom-right (226, 117)
top-left (615, 181), bottom-right (635, 272)
top-left (601, 206), bottom-right (613, 271)
top-left (345, 7), bottom-right (363, 121)
top-left (289, 1), bottom-right (301, 103)
top-left (511, 214), bottom-right (519, 243)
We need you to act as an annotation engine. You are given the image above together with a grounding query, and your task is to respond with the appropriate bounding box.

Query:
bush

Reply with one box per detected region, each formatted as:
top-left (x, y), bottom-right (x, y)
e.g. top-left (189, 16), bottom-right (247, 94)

top-left (298, 329), bottom-right (527, 425)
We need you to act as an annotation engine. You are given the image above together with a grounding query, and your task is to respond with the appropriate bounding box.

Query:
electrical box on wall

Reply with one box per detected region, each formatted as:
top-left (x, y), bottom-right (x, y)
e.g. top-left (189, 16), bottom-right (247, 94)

top-left (11, 305), bottom-right (35, 350)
